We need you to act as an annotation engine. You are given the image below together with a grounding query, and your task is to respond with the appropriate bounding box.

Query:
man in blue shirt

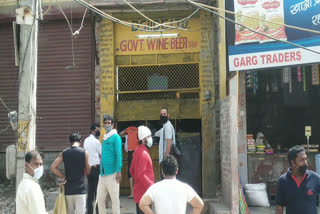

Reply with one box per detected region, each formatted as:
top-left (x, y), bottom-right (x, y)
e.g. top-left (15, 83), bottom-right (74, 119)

top-left (276, 145), bottom-right (320, 214)
top-left (96, 114), bottom-right (122, 214)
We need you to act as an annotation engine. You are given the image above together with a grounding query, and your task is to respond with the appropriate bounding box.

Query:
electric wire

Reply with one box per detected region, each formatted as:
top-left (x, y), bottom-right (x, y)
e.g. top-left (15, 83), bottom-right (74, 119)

top-left (187, 0), bottom-right (320, 56)
top-left (192, 0), bottom-right (320, 35)
top-left (0, 124), bottom-right (10, 134)
top-left (74, 0), bottom-right (197, 32)
top-left (19, 18), bottom-right (35, 84)
top-left (122, 0), bottom-right (198, 30)
top-left (0, 97), bottom-right (10, 112)
top-left (56, 0), bottom-right (88, 69)
top-left (43, 0), bottom-right (53, 16)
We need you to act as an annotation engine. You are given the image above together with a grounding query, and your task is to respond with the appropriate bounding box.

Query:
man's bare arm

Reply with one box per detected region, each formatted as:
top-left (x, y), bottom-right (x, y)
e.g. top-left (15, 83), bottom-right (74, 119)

top-left (165, 139), bottom-right (172, 156)
top-left (139, 194), bottom-right (154, 214)
top-left (85, 151), bottom-right (91, 175)
top-left (189, 194), bottom-right (204, 214)
top-left (275, 205), bottom-right (283, 214)
top-left (50, 153), bottom-right (65, 180)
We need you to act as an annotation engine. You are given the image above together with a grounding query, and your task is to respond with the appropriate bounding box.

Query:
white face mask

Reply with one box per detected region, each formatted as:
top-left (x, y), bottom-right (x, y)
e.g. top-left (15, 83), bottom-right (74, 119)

top-left (28, 164), bottom-right (44, 180)
top-left (104, 125), bottom-right (112, 133)
top-left (146, 137), bottom-right (153, 148)
top-left (256, 139), bottom-right (264, 145)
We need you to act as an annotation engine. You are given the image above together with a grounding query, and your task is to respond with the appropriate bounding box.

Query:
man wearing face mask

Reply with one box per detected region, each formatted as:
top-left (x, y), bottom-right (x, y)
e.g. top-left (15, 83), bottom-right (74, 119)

top-left (96, 114), bottom-right (122, 214)
top-left (155, 107), bottom-right (175, 167)
top-left (276, 145), bottom-right (320, 214)
top-left (130, 126), bottom-right (155, 214)
top-left (84, 123), bottom-right (102, 214)
top-left (16, 150), bottom-right (47, 214)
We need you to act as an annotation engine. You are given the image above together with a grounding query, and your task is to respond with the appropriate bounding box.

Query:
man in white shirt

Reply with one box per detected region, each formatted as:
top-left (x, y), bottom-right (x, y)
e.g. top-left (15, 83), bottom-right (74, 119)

top-left (84, 123), bottom-right (102, 214)
top-left (16, 150), bottom-right (47, 214)
top-left (139, 155), bottom-right (204, 214)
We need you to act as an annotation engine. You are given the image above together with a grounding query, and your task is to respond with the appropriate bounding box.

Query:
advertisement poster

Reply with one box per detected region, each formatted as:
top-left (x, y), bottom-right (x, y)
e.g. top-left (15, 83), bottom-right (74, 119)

top-left (227, 0), bottom-right (320, 71)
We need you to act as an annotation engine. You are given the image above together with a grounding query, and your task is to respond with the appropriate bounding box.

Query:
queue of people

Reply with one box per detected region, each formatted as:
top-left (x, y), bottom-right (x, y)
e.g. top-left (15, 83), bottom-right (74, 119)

top-left (15, 107), bottom-right (204, 214)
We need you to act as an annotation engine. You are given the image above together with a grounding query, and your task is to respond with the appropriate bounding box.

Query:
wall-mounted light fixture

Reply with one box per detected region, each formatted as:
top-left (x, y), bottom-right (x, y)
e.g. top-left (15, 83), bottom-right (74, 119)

top-left (136, 33), bottom-right (179, 39)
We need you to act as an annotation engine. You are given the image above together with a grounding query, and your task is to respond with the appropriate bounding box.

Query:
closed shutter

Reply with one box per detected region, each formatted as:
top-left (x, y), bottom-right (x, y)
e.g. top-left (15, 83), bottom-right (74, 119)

top-left (37, 19), bottom-right (94, 151)
top-left (0, 23), bottom-right (19, 152)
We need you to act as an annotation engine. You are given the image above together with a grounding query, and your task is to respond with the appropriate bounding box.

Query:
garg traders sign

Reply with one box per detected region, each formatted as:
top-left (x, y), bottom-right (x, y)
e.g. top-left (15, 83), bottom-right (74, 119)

top-left (227, 0), bottom-right (320, 71)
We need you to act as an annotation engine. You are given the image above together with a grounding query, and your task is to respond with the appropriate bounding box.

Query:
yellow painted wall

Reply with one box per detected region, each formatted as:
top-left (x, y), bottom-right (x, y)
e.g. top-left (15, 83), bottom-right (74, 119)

top-left (99, 18), bottom-right (115, 125)
top-left (219, 0), bottom-right (227, 99)
top-left (114, 17), bottom-right (201, 56)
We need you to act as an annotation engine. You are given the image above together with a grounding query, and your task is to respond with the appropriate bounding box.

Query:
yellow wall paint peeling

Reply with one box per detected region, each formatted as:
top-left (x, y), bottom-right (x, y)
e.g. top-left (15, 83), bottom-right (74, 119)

top-left (99, 19), bottom-right (115, 126)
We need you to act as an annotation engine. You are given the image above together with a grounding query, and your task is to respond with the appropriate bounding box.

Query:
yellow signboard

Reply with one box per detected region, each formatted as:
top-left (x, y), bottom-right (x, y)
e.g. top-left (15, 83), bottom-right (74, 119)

top-left (115, 17), bottom-right (200, 55)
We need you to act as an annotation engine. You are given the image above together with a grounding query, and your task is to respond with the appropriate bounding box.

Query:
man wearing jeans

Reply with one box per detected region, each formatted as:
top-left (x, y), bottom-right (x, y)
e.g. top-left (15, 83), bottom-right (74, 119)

top-left (96, 114), bottom-right (122, 214)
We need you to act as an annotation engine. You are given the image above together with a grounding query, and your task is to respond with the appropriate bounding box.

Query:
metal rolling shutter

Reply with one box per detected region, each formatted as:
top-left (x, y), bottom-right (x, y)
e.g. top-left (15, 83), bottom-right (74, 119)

top-left (37, 19), bottom-right (94, 151)
top-left (0, 23), bottom-right (19, 152)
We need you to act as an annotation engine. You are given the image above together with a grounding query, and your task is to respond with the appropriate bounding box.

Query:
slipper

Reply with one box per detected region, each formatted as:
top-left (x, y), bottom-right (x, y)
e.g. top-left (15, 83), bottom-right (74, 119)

top-left (128, 195), bottom-right (134, 199)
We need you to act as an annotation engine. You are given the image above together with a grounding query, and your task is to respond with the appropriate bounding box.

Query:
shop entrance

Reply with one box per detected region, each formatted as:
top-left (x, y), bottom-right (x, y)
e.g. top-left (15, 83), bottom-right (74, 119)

top-left (245, 65), bottom-right (320, 201)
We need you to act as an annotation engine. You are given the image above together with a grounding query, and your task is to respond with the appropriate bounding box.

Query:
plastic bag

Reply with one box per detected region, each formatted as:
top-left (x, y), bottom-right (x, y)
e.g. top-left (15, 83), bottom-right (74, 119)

top-left (244, 183), bottom-right (270, 207)
top-left (53, 185), bottom-right (67, 214)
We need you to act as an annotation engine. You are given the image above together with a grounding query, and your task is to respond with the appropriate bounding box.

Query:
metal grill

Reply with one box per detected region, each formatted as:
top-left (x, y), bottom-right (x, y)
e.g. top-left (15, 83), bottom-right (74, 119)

top-left (117, 63), bottom-right (200, 101)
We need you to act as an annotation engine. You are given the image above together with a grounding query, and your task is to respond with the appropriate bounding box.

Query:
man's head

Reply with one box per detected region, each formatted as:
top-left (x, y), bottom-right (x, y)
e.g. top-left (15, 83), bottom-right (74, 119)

top-left (288, 145), bottom-right (308, 175)
top-left (103, 114), bottom-right (114, 133)
top-left (91, 123), bottom-right (100, 138)
top-left (161, 155), bottom-right (178, 177)
top-left (138, 126), bottom-right (153, 148)
top-left (25, 150), bottom-right (43, 178)
top-left (69, 132), bottom-right (82, 144)
top-left (160, 107), bottom-right (169, 124)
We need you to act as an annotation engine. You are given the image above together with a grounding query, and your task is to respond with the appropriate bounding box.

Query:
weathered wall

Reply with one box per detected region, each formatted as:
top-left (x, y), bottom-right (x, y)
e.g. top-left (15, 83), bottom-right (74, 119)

top-left (200, 10), bottom-right (219, 198)
top-left (220, 96), bottom-right (239, 213)
top-left (238, 72), bottom-right (248, 184)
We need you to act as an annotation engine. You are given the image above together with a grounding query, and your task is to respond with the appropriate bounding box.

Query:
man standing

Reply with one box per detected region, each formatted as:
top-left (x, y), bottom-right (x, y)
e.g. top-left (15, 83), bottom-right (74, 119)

top-left (16, 150), bottom-right (47, 214)
top-left (139, 155), bottom-right (204, 214)
top-left (51, 132), bottom-right (91, 214)
top-left (84, 123), bottom-right (102, 214)
top-left (276, 145), bottom-right (320, 214)
top-left (120, 124), bottom-right (139, 199)
top-left (155, 107), bottom-right (175, 165)
top-left (96, 114), bottom-right (122, 214)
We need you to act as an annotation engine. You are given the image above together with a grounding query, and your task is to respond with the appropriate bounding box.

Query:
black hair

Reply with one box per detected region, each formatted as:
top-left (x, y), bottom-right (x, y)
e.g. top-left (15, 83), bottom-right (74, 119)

top-left (69, 132), bottom-right (82, 143)
top-left (161, 155), bottom-right (178, 176)
top-left (160, 107), bottom-right (168, 113)
top-left (103, 114), bottom-right (114, 123)
top-left (25, 150), bottom-right (41, 163)
top-left (90, 123), bottom-right (100, 131)
top-left (288, 145), bottom-right (305, 166)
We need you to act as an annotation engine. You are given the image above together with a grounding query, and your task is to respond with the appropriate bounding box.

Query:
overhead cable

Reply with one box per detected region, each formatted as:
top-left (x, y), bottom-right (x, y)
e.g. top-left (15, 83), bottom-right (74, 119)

top-left (186, 0), bottom-right (320, 56)
top-left (0, 97), bottom-right (10, 112)
top-left (122, 0), bottom-right (199, 30)
top-left (74, 0), bottom-right (198, 32)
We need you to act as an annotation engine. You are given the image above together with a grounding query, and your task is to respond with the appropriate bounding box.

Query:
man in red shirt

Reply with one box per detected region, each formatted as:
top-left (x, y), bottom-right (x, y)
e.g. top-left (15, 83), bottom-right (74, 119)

top-left (130, 126), bottom-right (154, 214)
top-left (120, 125), bottom-right (139, 198)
